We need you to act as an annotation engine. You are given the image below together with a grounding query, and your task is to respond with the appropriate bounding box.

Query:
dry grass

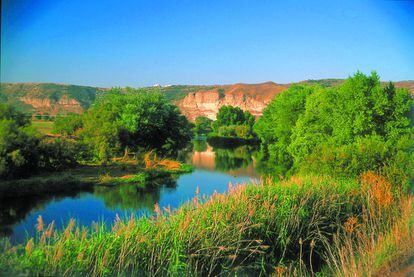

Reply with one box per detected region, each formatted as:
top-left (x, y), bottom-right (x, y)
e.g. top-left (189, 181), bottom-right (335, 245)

top-left (143, 150), bottom-right (185, 171)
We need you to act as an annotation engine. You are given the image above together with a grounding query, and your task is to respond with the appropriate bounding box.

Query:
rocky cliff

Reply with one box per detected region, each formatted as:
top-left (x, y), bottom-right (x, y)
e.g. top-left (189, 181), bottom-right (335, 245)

top-left (175, 82), bottom-right (288, 120)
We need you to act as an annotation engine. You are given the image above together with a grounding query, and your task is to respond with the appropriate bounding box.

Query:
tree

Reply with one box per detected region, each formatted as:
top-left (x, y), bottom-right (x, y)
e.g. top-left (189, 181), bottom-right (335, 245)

top-left (212, 106), bottom-right (256, 139)
top-left (215, 106), bottom-right (246, 127)
top-left (194, 116), bottom-right (213, 136)
top-left (255, 72), bottom-right (413, 184)
top-left (0, 104), bottom-right (41, 179)
top-left (81, 88), bottom-right (192, 162)
top-left (53, 113), bottom-right (83, 136)
top-left (254, 85), bottom-right (315, 165)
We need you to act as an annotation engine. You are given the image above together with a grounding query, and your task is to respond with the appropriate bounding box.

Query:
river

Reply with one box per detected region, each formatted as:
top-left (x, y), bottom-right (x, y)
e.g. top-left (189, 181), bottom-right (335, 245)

top-left (0, 141), bottom-right (261, 243)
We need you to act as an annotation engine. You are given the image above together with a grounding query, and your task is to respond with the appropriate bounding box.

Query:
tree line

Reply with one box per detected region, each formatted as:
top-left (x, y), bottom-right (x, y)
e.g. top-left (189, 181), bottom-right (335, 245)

top-left (255, 72), bottom-right (413, 187)
top-left (0, 88), bottom-right (192, 179)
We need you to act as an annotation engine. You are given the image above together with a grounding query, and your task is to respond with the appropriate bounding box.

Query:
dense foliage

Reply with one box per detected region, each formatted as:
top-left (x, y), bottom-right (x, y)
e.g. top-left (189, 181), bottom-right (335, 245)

top-left (211, 106), bottom-right (256, 139)
top-left (256, 72), bottom-right (413, 186)
top-left (193, 116), bottom-right (213, 136)
top-left (52, 113), bottom-right (83, 136)
top-left (0, 104), bottom-right (79, 179)
top-left (0, 104), bottom-right (40, 179)
top-left (81, 88), bottom-right (192, 162)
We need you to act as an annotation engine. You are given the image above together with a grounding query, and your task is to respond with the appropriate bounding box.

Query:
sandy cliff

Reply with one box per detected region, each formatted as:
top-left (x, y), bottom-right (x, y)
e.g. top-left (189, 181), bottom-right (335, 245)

top-left (175, 82), bottom-right (288, 120)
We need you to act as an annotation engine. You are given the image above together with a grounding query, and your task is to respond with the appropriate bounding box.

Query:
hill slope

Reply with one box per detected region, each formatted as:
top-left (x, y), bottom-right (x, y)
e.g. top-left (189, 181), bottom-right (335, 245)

top-left (1, 80), bottom-right (412, 120)
top-left (0, 83), bottom-right (106, 116)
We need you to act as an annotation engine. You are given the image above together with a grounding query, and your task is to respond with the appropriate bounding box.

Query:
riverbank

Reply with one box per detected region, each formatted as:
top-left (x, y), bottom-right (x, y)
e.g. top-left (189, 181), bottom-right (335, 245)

top-left (0, 161), bottom-right (193, 198)
top-left (1, 173), bottom-right (412, 275)
top-left (207, 135), bottom-right (260, 148)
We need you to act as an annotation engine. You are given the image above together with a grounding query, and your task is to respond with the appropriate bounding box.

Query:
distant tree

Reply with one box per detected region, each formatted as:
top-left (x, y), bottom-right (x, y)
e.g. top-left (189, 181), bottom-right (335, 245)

top-left (53, 113), bottom-right (83, 136)
top-left (212, 106), bottom-right (256, 139)
top-left (215, 106), bottom-right (246, 127)
top-left (194, 116), bottom-right (213, 136)
top-left (42, 113), bottom-right (51, 121)
top-left (35, 114), bottom-right (42, 120)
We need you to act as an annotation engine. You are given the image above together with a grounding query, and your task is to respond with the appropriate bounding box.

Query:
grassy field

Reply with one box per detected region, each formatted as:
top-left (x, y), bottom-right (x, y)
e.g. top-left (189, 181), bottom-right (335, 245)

top-left (32, 120), bottom-right (54, 134)
top-left (1, 173), bottom-right (412, 276)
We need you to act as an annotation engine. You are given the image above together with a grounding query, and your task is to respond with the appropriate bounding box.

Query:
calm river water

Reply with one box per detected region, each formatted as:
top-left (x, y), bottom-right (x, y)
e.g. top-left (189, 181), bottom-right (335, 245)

top-left (0, 141), bottom-right (260, 243)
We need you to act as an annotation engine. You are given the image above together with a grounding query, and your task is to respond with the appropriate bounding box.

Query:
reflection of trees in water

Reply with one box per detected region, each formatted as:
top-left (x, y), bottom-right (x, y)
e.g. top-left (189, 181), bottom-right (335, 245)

top-left (93, 176), bottom-right (178, 211)
top-left (213, 145), bottom-right (257, 171)
top-left (253, 150), bottom-right (290, 177)
top-left (193, 140), bottom-right (207, 152)
top-left (0, 190), bottom-right (89, 237)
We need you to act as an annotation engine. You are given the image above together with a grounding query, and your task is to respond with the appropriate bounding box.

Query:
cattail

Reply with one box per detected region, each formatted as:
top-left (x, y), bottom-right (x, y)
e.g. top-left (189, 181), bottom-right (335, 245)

top-left (25, 238), bottom-right (34, 256)
top-left (45, 221), bottom-right (55, 238)
top-left (64, 218), bottom-right (76, 239)
top-left (54, 244), bottom-right (63, 261)
top-left (36, 215), bottom-right (44, 232)
top-left (249, 208), bottom-right (255, 217)
top-left (77, 250), bottom-right (84, 261)
top-left (154, 203), bottom-right (161, 216)
top-left (192, 195), bottom-right (199, 206)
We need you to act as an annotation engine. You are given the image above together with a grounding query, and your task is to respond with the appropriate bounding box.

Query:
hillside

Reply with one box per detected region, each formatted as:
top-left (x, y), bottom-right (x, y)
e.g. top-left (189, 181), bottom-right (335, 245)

top-left (0, 83), bottom-right (106, 116)
top-left (1, 80), bottom-right (412, 120)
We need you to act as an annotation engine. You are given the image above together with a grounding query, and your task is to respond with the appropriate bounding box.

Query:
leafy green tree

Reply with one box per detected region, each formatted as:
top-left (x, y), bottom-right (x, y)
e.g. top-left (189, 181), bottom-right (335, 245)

top-left (256, 72), bottom-right (413, 184)
top-left (215, 106), bottom-right (246, 127)
top-left (212, 106), bottom-right (256, 139)
top-left (81, 88), bottom-right (192, 162)
top-left (194, 116), bottom-right (213, 136)
top-left (254, 85), bottom-right (315, 165)
top-left (53, 113), bottom-right (83, 136)
top-left (0, 104), bottom-right (41, 179)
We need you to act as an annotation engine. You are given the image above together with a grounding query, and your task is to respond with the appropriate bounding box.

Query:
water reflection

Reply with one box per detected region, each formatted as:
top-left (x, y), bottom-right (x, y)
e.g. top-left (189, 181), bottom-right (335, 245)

top-left (1, 141), bottom-right (260, 243)
top-left (190, 140), bottom-right (259, 177)
top-left (94, 176), bottom-right (178, 211)
top-left (0, 190), bottom-right (92, 237)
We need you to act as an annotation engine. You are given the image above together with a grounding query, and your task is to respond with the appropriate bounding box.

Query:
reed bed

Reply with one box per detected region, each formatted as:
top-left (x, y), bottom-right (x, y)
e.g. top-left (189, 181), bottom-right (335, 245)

top-left (0, 173), bottom-right (411, 276)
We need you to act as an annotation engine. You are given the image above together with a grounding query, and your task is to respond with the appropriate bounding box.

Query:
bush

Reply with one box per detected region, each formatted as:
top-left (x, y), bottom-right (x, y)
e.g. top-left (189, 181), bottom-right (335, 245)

top-left (0, 105), bottom-right (41, 179)
top-left (52, 113), bottom-right (83, 136)
top-left (256, 72), bottom-right (413, 187)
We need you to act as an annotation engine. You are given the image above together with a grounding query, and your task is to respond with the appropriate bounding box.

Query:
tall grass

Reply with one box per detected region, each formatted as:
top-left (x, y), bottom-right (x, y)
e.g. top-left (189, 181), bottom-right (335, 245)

top-left (0, 173), bottom-right (411, 276)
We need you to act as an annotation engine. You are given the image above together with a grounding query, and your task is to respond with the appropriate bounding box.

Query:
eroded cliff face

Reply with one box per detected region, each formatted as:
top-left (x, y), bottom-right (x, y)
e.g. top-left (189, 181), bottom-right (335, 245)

top-left (20, 95), bottom-right (83, 115)
top-left (175, 82), bottom-right (288, 121)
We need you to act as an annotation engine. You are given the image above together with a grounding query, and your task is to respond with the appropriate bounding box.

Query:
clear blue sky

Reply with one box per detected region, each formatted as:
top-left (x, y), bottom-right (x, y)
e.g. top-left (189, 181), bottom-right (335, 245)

top-left (1, 0), bottom-right (413, 87)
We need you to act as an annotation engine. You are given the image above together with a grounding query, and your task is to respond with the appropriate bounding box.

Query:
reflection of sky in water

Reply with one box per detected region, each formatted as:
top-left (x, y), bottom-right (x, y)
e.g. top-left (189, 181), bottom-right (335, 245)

top-left (3, 145), bottom-right (259, 243)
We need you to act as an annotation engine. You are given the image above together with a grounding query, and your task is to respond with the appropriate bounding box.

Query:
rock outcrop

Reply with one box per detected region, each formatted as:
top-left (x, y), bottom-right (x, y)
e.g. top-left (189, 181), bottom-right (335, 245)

top-left (19, 95), bottom-right (84, 115)
top-left (175, 82), bottom-right (288, 121)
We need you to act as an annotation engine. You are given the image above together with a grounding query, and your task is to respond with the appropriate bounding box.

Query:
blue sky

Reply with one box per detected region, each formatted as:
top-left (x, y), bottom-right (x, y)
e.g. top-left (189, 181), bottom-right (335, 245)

top-left (1, 0), bottom-right (413, 87)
